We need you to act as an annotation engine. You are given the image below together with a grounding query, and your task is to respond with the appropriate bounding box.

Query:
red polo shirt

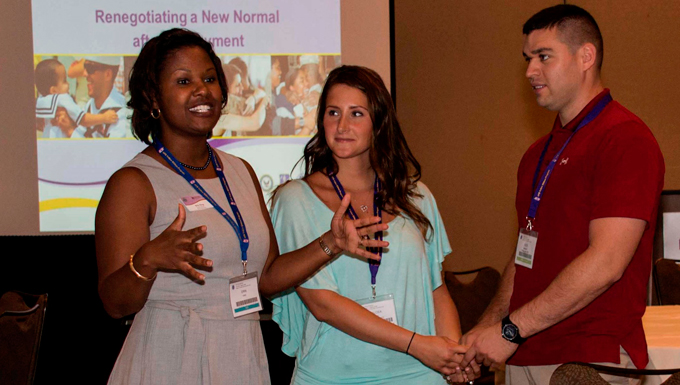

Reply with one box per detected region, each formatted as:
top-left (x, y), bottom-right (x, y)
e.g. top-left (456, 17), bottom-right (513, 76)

top-left (507, 89), bottom-right (665, 368)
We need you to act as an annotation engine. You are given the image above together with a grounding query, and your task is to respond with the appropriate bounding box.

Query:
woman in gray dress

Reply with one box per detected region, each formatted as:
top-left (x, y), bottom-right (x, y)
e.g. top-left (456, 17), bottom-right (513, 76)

top-left (95, 28), bottom-right (387, 385)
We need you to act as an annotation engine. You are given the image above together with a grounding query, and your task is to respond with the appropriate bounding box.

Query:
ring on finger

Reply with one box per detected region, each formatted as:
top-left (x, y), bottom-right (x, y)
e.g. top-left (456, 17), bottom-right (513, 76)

top-left (360, 234), bottom-right (370, 245)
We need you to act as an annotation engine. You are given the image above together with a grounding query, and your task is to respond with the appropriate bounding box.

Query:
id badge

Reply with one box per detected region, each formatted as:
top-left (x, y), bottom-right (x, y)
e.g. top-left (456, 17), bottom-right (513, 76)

top-left (515, 229), bottom-right (538, 269)
top-left (181, 194), bottom-right (213, 212)
top-left (229, 272), bottom-right (263, 318)
top-left (357, 294), bottom-right (398, 325)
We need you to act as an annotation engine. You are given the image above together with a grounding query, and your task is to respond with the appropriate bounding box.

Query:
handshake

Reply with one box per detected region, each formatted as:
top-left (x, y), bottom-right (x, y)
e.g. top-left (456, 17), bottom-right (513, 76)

top-left (411, 320), bottom-right (519, 384)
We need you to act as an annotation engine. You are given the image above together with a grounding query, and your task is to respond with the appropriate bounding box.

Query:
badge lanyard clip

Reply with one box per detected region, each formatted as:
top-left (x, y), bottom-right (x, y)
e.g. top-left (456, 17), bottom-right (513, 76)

top-left (525, 217), bottom-right (534, 231)
top-left (242, 260), bottom-right (248, 276)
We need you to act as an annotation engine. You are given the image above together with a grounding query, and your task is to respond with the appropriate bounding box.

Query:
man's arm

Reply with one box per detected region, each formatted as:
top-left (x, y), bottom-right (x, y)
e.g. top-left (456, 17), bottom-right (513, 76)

top-left (79, 110), bottom-right (118, 127)
top-left (462, 217), bottom-right (646, 367)
top-left (511, 217), bottom-right (645, 336)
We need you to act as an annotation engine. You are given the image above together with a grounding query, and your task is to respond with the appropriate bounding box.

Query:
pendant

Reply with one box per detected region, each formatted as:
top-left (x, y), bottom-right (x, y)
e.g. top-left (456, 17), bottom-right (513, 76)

top-left (360, 205), bottom-right (368, 213)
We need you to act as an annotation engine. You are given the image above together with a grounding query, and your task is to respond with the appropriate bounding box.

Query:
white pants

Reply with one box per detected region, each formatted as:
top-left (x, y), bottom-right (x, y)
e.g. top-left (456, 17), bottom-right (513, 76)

top-left (505, 347), bottom-right (650, 385)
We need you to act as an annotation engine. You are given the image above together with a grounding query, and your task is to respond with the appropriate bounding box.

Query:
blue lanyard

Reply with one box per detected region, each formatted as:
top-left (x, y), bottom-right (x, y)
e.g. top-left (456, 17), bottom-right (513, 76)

top-left (152, 140), bottom-right (250, 270)
top-left (527, 94), bottom-right (613, 228)
top-left (327, 168), bottom-right (383, 290)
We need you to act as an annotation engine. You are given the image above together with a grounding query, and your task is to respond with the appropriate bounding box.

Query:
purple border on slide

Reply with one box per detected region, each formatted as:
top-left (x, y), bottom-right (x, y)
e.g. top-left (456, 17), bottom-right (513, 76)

top-left (37, 137), bottom-right (310, 186)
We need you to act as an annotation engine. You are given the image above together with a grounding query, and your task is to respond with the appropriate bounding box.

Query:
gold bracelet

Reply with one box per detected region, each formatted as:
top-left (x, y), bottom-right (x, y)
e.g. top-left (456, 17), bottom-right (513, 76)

top-left (129, 254), bottom-right (157, 281)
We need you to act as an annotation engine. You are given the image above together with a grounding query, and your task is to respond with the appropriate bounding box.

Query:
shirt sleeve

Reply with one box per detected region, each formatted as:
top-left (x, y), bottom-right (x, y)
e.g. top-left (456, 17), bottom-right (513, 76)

top-left (270, 181), bottom-right (337, 357)
top-left (415, 182), bottom-right (453, 289)
top-left (590, 121), bottom-right (665, 223)
top-left (57, 94), bottom-right (85, 126)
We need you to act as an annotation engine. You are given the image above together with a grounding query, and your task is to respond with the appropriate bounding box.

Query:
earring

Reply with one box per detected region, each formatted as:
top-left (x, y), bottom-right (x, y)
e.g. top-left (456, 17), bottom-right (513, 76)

top-left (150, 108), bottom-right (161, 119)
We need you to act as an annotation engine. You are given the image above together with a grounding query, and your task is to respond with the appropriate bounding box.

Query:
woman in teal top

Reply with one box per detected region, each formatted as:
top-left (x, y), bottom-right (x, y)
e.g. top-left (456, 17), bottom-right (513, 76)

top-left (271, 66), bottom-right (479, 384)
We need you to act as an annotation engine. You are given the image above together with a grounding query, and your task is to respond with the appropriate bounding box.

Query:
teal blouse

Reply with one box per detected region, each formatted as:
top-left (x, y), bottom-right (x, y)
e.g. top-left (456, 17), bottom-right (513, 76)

top-left (271, 180), bottom-right (452, 385)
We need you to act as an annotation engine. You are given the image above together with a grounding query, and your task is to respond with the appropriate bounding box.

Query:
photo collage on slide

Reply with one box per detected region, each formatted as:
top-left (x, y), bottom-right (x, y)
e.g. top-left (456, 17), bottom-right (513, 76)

top-left (34, 54), bottom-right (341, 139)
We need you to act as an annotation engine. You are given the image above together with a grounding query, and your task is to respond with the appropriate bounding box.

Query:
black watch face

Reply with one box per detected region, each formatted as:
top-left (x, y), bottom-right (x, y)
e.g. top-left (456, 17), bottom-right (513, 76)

top-left (502, 324), bottom-right (518, 340)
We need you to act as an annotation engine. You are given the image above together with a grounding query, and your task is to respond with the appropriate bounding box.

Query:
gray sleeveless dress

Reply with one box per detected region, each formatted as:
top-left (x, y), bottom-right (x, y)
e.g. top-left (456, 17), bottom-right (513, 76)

top-left (107, 151), bottom-right (271, 385)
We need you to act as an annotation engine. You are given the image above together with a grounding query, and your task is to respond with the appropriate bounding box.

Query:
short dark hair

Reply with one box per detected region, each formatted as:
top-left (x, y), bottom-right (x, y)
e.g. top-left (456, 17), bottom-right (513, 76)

top-left (222, 63), bottom-right (242, 85)
top-left (284, 68), bottom-right (303, 91)
top-left (228, 57), bottom-right (248, 78)
top-left (127, 28), bottom-right (228, 144)
top-left (34, 58), bottom-right (63, 96)
top-left (298, 65), bottom-right (432, 236)
top-left (523, 4), bottom-right (603, 70)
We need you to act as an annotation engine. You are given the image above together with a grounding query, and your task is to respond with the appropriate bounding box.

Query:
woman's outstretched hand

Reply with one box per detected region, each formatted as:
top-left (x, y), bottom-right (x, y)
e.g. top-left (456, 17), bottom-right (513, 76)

top-left (327, 193), bottom-right (389, 261)
top-left (135, 204), bottom-right (212, 281)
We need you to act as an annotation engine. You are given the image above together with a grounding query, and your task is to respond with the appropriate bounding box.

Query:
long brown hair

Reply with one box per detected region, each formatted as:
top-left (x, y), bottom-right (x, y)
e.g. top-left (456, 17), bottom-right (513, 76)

top-left (300, 65), bottom-right (432, 236)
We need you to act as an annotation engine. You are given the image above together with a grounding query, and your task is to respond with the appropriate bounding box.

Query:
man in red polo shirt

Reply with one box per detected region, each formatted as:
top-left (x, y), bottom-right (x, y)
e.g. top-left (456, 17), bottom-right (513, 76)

top-left (459, 4), bottom-right (664, 384)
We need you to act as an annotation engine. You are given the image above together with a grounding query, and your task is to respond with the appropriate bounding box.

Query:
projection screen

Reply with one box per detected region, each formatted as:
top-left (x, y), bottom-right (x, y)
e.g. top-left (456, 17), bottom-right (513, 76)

top-left (0, 0), bottom-right (392, 235)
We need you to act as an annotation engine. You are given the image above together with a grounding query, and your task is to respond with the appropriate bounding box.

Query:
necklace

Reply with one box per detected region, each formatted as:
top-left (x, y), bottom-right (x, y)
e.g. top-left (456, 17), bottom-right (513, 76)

top-left (179, 142), bottom-right (212, 170)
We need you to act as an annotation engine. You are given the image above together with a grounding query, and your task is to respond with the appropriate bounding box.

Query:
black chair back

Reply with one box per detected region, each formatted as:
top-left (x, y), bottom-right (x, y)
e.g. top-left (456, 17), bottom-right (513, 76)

top-left (654, 259), bottom-right (680, 305)
top-left (444, 267), bottom-right (500, 334)
top-left (0, 291), bottom-right (48, 385)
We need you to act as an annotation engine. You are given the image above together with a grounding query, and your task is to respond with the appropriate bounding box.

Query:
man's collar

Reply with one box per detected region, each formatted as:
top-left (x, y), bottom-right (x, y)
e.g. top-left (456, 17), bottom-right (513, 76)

top-left (96, 89), bottom-right (125, 110)
top-left (552, 88), bottom-right (611, 132)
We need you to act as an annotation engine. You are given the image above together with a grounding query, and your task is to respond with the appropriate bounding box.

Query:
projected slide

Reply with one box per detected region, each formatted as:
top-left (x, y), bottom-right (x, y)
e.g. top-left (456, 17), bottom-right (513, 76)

top-left (32, 0), bottom-right (340, 232)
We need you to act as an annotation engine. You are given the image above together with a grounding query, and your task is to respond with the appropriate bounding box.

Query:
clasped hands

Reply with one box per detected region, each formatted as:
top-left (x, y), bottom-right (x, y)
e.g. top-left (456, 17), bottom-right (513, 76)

top-left (407, 334), bottom-right (479, 384)
top-left (411, 319), bottom-right (520, 384)
top-left (459, 320), bottom-right (519, 371)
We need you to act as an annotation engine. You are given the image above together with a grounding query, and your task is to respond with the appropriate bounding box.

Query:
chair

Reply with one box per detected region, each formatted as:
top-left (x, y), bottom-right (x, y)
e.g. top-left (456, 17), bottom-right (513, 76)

top-left (444, 267), bottom-right (501, 385)
top-left (0, 291), bottom-right (48, 385)
top-left (444, 267), bottom-right (501, 334)
top-left (550, 362), bottom-right (680, 385)
top-left (654, 258), bottom-right (680, 305)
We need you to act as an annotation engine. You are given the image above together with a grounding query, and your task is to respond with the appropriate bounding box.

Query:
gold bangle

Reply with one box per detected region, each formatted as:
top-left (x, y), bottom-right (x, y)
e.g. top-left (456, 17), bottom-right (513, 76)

top-left (129, 254), bottom-right (157, 281)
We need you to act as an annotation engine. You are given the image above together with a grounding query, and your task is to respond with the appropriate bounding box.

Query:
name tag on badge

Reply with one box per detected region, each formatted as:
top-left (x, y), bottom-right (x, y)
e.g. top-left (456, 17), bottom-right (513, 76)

top-left (357, 294), bottom-right (398, 325)
top-left (181, 195), bottom-right (213, 212)
top-left (229, 272), bottom-right (263, 318)
top-left (515, 229), bottom-right (538, 269)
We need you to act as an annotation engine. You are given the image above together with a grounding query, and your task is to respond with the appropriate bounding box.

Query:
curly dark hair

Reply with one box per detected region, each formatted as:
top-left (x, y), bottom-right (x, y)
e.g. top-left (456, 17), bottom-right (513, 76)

top-left (127, 28), bottom-right (228, 144)
top-left (300, 65), bottom-right (432, 236)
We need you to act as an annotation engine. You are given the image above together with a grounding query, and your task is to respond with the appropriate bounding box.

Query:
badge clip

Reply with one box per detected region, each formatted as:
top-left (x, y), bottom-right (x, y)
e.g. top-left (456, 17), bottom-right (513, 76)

top-left (242, 260), bottom-right (248, 276)
top-left (371, 284), bottom-right (377, 300)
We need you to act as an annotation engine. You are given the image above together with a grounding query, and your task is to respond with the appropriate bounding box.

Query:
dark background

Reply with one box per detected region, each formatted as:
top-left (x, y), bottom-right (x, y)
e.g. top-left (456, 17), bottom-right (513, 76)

top-left (0, 235), bottom-right (294, 384)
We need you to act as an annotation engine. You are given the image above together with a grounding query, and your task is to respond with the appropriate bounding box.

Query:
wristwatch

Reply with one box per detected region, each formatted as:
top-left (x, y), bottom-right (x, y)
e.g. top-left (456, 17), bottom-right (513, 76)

top-left (501, 315), bottom-right (526, 344)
